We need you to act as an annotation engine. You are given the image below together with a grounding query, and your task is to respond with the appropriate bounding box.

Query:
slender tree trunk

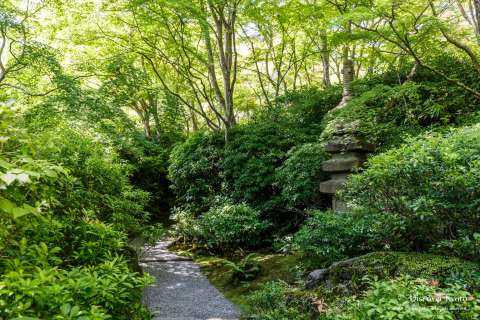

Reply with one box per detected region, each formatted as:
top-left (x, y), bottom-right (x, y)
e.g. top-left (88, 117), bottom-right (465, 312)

top-left (320, 30), bottom-right (331, 88)
top-left (474, 0), bottom-right (480, 44)
top-left (190, 109), bottom-right (199, 131)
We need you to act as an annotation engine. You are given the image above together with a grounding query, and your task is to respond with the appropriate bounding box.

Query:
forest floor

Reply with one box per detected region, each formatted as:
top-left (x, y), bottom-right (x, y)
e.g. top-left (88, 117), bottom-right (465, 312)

top-left (140, 240), bottom-right (241, 320)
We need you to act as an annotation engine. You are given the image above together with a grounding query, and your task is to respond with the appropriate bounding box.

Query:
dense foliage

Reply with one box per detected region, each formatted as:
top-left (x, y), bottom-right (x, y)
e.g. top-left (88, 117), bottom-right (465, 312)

top-left (292, 210), bottom-right (406, 264)
top-left (335, 277), bottom-right (480, 320)
top-left (0, 104), bottom-right (159, 318)
top-left (171, 203), bottom-right (268, 254)
top-left (3, 0), bottom-right (480, 318)
top-left (342, 124), bottom-right (480, 250)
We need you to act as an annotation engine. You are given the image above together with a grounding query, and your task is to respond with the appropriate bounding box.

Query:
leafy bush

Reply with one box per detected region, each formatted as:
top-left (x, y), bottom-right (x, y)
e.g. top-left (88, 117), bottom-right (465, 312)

top-left (21, 124), bottom-right (151, 236)
top-left (197, 203), bottom-right (269, 253)
top-left (293, 210), bottom-right (407, 264)
top-left (246, 281), bottom-right (313, 320)
top-left (342, 125), bottom-right (480, 250)
top-left (0, 105), bottom-right (154, 319)
top-left (0, 257), bottom-right (153, 320)
top-left (221, 113), bottom-right (315, 212)
top-left (333, 277), bottom-right (480, 320)
top-left (434, 233), bottom-right (480, 262)
top-left (168, 88), bottom-right (337, 220)
top-left (223, 253), bottom-right (262, 283)
top-left (168, 131), bottom-right (224, 213)
top-left (169, 208), bottom-right (202, 242)
top-left (66, 219), bottom-right (127, 266)
top-left (275, 143), bottom-right (330, 209)
top-left (278, 86), bottom-right (341, 131)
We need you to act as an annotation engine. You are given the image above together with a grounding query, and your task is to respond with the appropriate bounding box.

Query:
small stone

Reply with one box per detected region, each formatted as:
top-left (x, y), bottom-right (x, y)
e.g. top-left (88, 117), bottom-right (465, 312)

top-left (305, 269), bottom-right (329, 289)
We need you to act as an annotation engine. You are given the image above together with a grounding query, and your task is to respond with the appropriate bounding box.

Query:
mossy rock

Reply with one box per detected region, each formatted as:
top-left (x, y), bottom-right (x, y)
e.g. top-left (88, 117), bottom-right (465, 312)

top-left (325, 252), bottom-right (479, 289)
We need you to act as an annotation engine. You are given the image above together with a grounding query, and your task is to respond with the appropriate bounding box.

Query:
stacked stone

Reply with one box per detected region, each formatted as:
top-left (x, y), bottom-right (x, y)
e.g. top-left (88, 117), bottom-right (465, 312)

top-left (319, 126), bottom-right (374, 211)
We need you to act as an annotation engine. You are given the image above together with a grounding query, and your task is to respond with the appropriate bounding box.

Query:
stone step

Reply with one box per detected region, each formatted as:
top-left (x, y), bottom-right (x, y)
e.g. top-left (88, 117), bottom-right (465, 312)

top-left (325, 136), bottom-right (375, 153)
top-left (322, 154), bottom-right (366, 172)
top-left (319, 178), bottom-right (346, 195)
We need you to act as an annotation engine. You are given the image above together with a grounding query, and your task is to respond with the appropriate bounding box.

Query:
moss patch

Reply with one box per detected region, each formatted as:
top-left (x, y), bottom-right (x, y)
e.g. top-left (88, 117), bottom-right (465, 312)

top-left (328, 251), bottom-right (480, 288)
top-left (194, 253), bottom-right (305, 311)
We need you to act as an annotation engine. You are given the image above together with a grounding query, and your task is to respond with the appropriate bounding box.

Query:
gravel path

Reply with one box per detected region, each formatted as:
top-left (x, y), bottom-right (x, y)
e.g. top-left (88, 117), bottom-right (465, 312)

top-left (140, 240), bottom-right (241, 320)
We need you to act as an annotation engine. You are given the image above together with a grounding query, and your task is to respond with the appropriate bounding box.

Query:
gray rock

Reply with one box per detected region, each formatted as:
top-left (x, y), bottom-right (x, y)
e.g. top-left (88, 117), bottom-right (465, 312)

top-left (305, 268), bottom-right (329, 289)
top-left (324, 136), bottom-right (375, 153)
top-left (319, 179), bottom-right (346, 195)
top-left (304, 256), bottom-right (364, 289)
top-left (322, 153), bottom-right (366, 172)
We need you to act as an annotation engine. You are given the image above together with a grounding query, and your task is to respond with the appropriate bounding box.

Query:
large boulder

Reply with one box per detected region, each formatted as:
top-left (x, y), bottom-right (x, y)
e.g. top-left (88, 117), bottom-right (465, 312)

top-left (305, 252), bottom-right (479, 290)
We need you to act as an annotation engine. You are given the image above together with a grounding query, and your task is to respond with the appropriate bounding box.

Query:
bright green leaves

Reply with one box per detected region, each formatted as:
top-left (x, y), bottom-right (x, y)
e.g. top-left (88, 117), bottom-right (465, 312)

top-left (0, 197), bottom-right (38, 220)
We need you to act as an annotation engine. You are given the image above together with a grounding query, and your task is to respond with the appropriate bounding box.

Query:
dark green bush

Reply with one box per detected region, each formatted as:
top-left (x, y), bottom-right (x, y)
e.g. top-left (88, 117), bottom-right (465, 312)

top-left (342, 124), bottom-right (480, 250)
top-left (168, 93), bottom-right (337, 239)
top-left (277, 85), bottom-right (341, 133)
top-left (197, 203), bottom-right (269, 253)
top-left (293, 210), bottom-right (407, 264)
top-left (275, 143), bottom-right (330, 209)
top-left (66, 219), bottom-right (127, 266)
top-left (168, 131), bottom-right (224, 213)
top-left (434, 233), bottom-right (480, 262)
top-left (221, 112), bottom-right (318, 212)
top-left (22, 125), bottom-right (151, 236)
top-left (321, 60), bottom-right (480, 152)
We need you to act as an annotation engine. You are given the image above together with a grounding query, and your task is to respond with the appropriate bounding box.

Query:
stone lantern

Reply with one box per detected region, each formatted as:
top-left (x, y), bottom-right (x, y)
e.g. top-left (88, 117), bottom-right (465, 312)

top-left (319, 123), bottom-right (374, 211)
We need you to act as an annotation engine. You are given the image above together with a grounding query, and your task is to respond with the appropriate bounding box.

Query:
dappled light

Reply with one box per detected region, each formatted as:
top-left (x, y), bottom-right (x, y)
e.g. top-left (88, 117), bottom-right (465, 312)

top-left (1, 0), bottom-right (480, 319)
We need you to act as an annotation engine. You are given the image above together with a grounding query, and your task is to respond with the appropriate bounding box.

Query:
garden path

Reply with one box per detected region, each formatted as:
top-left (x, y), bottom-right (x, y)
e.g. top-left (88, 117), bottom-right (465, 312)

top-left (140, 240), bottom-right (241, 320)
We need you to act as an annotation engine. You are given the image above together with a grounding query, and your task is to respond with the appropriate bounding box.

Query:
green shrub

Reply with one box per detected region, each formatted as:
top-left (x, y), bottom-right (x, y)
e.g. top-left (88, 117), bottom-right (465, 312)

top-left (0, 257), bottom-right (153, 320)
top-left (169, 88), bottom-right (337, 220)
top-left (275, 143), bottom-right (330, 209)
top-left (274, 86), bottom-right (341, 138)
top-left (342, 124), bottom-right (480, 250)
top-left (221, 113), bottom-right (315, 212)
top-left (22, 125), bottom-right (151, 235)
top-left (334, 277), bottom-right (480, 320)
top-left (223, 253), bottom-right (262, 283)
top-left (246, 281), bottom-right (313, 320)
top-left (66, 218), bottom-right (127, 266)
top-left (321, 60), bottom-right (480, 152)
top-left (169, 208), bottom-right (202, 242)
top-left (168, 131), bottom-right (224, 213)
top-left (434, 233), bottom-right (480, 262)
top-left (293, 210), bottom-right (407, 264)
top-left (0, 105), bottom-right (154, 319)
top-left (197, 203), bottom-right (269, 253)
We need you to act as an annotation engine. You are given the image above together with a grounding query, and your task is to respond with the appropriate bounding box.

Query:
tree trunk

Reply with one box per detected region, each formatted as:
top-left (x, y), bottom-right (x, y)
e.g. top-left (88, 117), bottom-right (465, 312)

top-left (190, 109), bottom-right (199, 131)
top-left (474, 0), bottom-right (480, 44)
top-left (320, 30), bottom-right (331, 88)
